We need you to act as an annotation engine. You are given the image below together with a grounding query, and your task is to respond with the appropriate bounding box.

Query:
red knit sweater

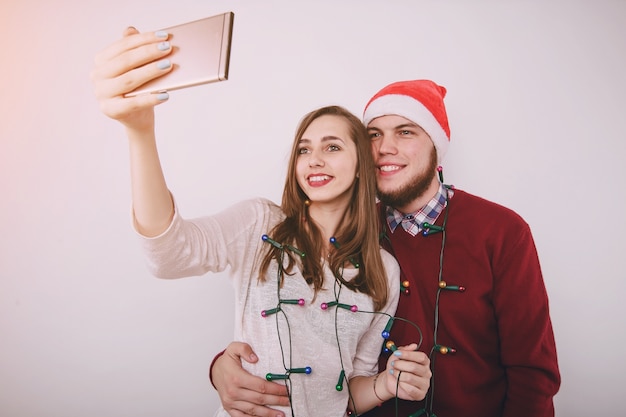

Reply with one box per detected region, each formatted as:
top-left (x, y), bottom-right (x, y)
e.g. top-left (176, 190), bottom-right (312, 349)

top-left (364, 189), bottom-right (560, 417)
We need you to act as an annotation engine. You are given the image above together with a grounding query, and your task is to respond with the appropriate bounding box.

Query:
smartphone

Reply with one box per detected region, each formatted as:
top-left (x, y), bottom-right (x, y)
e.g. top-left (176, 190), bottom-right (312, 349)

top-left (125, 11), bottom-right (234, 96)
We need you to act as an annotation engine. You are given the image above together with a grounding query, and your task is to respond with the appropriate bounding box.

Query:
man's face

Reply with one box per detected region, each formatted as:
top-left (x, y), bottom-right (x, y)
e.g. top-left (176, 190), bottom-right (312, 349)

top-left (367, 115), bottom-right (438, 212)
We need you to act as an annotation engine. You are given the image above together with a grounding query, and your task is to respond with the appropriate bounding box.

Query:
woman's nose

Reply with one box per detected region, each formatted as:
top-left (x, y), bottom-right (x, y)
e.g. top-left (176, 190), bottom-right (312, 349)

top-left (308, 149), bottom-right (325, 166)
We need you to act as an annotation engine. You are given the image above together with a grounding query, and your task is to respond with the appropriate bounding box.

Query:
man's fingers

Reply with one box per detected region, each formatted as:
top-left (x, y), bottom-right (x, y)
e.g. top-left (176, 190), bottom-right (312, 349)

top-left (247, 384), bottom-right (291, 405)
top-left (220, 366), bottom-right (289, 398)
top-left (226, 389), bottom-right (290, 409)
top-left (251, 373), bottom-right (288, 396)
top-left (222, 388), bottom-right (289, 416)
top-left (228, 400), bottom-right (286, 417)
top-left (123, 26), bottom-right (139, 37)
top-left (225, 341), bottom-right (260, 364)
top-left (214, 342), bottom-right (289, 416)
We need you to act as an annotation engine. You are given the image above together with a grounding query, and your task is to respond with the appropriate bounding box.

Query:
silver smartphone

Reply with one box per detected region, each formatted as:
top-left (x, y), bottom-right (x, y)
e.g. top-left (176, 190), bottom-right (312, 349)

top-left (125, 12), bottom-right (234, 96)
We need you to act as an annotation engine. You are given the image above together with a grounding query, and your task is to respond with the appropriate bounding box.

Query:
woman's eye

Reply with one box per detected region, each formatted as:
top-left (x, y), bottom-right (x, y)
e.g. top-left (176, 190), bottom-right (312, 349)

top-left (328, 144), bottom-right (341, 152)
top-left (298, 148), bottom-right (309, 154)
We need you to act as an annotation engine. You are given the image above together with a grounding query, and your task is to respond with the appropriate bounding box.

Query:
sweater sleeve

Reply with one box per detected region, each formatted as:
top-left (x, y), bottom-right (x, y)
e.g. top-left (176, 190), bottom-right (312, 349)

top-left (133, 196), bottom-right (280, 280)
top-left (492, 221), bottom-right (561, 417)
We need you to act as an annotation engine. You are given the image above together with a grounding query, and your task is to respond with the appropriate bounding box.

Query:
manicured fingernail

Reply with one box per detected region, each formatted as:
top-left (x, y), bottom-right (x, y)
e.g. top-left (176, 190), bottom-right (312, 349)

top-left (393, 350), bottom-right (402, 357)
top-left (156, 59), bottom-right (171, 70)
top-left (389, 369), bottom-right (394, 375)
top-left (157, 41), bottom-right (170, 51)
top-left (156, 92), bottom-right (169, 101)
top-left (155, 30), bottom-right (168, 38)
top-left (391, 361), bottom-right (395, 367)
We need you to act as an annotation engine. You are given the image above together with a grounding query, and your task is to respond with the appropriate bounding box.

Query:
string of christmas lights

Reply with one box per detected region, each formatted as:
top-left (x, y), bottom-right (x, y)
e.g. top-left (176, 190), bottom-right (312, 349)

top-left (260, 233), bottom-right (425, 416)
top-left (378, 168), bottom-right (460, 417)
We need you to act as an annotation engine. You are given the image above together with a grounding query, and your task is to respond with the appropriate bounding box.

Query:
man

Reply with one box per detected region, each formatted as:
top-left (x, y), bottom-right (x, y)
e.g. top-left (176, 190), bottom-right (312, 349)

top-left (210, 79), bottom-right (561, 417)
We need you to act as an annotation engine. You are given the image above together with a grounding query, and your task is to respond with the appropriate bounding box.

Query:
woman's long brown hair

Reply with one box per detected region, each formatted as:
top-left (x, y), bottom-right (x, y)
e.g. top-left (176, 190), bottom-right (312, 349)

top-left (258, 105), bottom-right (388, 311)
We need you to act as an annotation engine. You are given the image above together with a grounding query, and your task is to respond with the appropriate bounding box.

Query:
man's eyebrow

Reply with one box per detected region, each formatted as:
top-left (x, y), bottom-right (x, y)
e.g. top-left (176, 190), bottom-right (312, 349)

top-left (396, 122), bottom-right (419, 129)
top-left (367, 123), bottom-right (418, 131)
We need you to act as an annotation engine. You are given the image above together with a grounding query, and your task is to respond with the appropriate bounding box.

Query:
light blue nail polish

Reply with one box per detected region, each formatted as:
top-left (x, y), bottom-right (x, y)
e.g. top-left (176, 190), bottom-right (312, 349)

top-left (389, 369), bottom-right (394, 375)
top-left (391, 361), bottom-right (395, 367)
top-left (393, 351), bottom-right (402, 357)
top-left (157, 92), bottom-right (169, 101)
top-left (155, 30), bottom-right (168, 38)
top-left (157, 41), bottom-right (170, 51)
top-left (156, 59), bottom-right (171, 70)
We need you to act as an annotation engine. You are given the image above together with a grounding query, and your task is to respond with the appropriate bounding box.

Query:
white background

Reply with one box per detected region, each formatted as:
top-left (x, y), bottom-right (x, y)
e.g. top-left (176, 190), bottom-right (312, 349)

top-left (1, 0), bottom-right (625, 416)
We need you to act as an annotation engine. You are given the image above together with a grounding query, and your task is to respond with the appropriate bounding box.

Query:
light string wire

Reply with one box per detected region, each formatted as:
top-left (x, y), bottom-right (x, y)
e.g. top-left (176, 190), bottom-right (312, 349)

top-left (329, 279), bottom-right (425, 417)
top-left (262, 235), bottom-right (425, 417)
top-left (381, 184), bottom-right (453, 417)
top-left (377, 182), bottom-right (451, 417)
top-left (271, 246), bottom-right (297, 416)
top-left (395, 371), bottom-right (403, 417)
top-left (344, 310), bottom-right (424, 416)
top-left (331, 274), bottom-right (352, 408)
top-left (423, 186), bottom-right (450, 417)
top-left (261, 235), bottom-right (311, 416)
top-left (327, 256), bottom-right (425, 417)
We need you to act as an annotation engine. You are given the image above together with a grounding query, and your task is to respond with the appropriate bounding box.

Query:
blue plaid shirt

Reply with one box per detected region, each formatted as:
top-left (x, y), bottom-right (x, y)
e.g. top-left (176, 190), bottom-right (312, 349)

top-left (385, 183), bottom-right (454, 236)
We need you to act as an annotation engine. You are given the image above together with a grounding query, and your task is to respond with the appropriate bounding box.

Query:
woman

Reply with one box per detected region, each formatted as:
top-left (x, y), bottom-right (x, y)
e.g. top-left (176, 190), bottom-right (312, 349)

top-left (91, 27), bottom-right (430, 416)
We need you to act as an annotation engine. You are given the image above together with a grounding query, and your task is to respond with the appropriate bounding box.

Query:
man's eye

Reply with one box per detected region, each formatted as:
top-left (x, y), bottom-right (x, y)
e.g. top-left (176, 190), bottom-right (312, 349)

top-left (400, 130), bottom-right (411, 135)
top-left (369, 132), bottom-right (380, 139)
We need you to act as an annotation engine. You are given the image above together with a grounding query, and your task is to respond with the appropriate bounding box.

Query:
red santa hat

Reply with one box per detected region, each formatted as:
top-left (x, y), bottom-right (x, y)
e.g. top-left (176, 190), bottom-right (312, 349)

top-left (363, 79), bottom-right (450, 163)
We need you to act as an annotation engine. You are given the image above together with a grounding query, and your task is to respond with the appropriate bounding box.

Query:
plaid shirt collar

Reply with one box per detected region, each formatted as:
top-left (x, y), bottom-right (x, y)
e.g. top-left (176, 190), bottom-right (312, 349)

top-left (385, 183), bottom-right (454, 236)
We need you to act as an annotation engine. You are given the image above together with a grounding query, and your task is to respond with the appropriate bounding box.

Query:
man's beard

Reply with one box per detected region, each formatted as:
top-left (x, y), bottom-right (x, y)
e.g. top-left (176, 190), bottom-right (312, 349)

top-left (377, 148), bottom-right (438, 210)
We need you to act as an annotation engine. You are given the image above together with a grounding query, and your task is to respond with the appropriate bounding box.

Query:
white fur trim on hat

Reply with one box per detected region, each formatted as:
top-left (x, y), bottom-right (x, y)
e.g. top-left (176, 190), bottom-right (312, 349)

top-left (363, 94), bottom-right (449, 163)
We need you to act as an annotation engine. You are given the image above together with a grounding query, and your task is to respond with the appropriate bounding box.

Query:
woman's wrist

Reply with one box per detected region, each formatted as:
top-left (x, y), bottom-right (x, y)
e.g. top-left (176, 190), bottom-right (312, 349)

top-left (372, 372), bottom-right (386, 404)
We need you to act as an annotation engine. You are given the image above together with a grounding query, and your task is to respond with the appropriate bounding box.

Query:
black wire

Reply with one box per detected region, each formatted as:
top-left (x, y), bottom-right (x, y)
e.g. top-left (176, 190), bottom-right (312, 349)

top-left (376, 185), bottom-right (451, 417)
top-left (272, 248), bottom-right (296, 416)
top-left (264, 236), bottom-right (427, 417)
